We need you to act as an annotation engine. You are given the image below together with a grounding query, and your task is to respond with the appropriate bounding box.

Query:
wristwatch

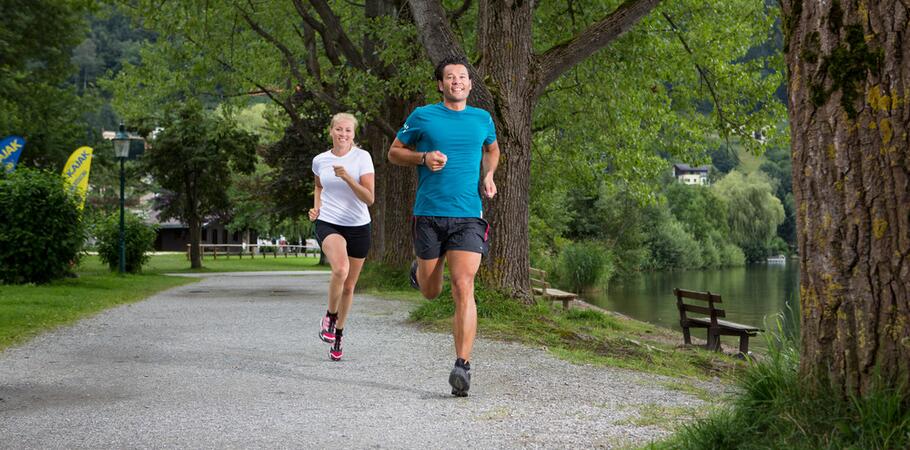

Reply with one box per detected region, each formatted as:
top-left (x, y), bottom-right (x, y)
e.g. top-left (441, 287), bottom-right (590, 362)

top-left (420, 152), bottom-right (426, 166)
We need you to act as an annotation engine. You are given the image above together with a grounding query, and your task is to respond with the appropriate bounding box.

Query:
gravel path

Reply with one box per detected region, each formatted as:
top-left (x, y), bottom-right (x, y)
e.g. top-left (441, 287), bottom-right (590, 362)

top-left (0, 272), bottom-right (715, 449)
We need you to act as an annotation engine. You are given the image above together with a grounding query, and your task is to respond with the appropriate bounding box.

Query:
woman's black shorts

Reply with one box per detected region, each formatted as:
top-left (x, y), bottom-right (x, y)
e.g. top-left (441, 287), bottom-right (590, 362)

top-left (314, 220), bottom-right (371, 259)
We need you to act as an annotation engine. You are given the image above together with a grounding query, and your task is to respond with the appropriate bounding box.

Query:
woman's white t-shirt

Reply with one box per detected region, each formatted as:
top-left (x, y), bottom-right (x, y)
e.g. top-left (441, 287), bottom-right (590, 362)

top-left (312, 147), bottom-right (374, 226)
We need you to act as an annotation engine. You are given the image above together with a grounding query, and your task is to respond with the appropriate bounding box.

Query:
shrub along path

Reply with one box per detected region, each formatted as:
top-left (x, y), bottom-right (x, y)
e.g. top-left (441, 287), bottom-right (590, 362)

top-left (0, 272), bottom-right (720, 448)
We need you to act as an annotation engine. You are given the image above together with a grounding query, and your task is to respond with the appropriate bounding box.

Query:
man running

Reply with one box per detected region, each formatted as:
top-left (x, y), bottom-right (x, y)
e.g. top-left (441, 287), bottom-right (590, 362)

top-left (387, 56), bottom-right (500, 397)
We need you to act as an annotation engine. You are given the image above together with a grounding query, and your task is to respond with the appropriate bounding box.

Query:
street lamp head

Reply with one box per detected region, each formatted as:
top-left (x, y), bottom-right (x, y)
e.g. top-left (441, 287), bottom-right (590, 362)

top-left (113, 123), bottom-right (130, 159)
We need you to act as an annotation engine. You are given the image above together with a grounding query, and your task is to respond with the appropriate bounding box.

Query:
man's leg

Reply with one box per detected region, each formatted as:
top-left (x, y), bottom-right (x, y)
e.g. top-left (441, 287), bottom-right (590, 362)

top-left (416, 256), bottom-right (446, 299)
top-left (446, 250), bottom-right (481, 362)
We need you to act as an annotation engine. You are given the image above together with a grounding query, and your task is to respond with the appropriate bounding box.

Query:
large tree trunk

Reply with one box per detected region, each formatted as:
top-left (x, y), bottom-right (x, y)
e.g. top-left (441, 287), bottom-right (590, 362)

top-left (366, 100), bottom-right (419, 266)
top-left (475, 0), bottom-right (535, 300)
top-left (364, 0), bottom-right (421, 266)
top-left (783, 0), bottom-right (910, 396)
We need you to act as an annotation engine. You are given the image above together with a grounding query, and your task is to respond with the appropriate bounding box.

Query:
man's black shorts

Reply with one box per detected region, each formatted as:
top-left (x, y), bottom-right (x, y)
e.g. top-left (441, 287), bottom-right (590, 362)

top-left (315, 220), bottom-right (371, 259)
top-left (412, 216), bottom-right (490, 260)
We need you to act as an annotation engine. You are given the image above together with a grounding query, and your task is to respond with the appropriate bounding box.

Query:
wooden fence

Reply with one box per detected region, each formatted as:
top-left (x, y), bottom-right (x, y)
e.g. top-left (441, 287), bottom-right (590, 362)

top-left (185, 244), bottom-right (320, 260)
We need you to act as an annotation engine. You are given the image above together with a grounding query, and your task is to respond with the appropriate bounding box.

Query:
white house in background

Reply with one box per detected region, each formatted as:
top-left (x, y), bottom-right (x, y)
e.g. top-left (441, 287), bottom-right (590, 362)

top-left (672, 163), bottom-right (710, 185)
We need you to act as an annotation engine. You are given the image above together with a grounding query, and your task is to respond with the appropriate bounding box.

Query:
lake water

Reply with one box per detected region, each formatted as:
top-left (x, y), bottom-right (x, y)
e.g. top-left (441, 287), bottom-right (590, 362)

top-left (583, 262), bottom-right (801, 346)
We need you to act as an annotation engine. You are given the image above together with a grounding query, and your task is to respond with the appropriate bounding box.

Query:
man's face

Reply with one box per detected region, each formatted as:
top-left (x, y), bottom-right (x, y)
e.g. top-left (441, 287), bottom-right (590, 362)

top-left (438, 64), bottom-right (471, 102)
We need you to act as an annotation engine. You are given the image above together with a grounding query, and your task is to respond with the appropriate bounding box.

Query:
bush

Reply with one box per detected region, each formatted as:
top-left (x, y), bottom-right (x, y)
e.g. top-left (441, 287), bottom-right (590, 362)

top-left (94, 211), bottom-right (157, 273)
top-left (700, 237), bottom-right (722, 269)
top-left (720, 242), bottom-right (746, 266)
top-left (556, 241), bottom-right (612, 292)
top-left (644, 219), bottom-right (702, 271)
top-left (0, 169), bottom-right (85, 284)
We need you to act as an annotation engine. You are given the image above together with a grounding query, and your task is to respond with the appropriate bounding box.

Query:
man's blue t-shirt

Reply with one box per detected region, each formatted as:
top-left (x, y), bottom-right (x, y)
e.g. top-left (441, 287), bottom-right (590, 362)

top-left (396, 103), bottom-right (497, 218)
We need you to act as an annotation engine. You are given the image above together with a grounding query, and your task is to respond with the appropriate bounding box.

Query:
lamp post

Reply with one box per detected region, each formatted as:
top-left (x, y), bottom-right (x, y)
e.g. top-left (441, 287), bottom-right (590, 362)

top-left (112, 124), bottom-right (131, 274)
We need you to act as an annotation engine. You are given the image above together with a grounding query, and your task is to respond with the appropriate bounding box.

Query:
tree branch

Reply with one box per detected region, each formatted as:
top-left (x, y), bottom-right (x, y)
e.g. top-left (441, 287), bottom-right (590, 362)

top-left (298, 21), bottom-right (324, 83)
top-left (662, 11), bottom-right (741, 142)
top-left (532, 0), bottom-right (661, 100)
top-left (307, 0), bottom-right (367, 69)
top-left (179, 33), bottom-right (299, 125)
top-left (290, 0), bottom-right (342, 65)
top-left (237, 6), bottom-right (307, 85)
top-left (448, 0), bottom-right (471, 23)
top-left (407, 0), bottom-right (495, 112)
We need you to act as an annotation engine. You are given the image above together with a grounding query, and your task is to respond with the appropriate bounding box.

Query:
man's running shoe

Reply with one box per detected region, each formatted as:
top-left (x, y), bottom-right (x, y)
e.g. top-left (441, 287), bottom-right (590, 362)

top-left (409, 260), bottom-right (420, 290)
top-left (319, 315), bottom-right (336, 343)
top-left (449, 360), bottom-right (471, 397)
top-left (329, 335), bottom-right (343, 361)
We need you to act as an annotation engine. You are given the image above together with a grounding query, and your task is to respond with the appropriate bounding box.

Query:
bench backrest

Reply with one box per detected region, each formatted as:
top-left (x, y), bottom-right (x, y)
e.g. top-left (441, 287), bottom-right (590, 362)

top-left (529, 267), bottom-right (549, 289)
top-left (674, 288), bottom-right (725, 325)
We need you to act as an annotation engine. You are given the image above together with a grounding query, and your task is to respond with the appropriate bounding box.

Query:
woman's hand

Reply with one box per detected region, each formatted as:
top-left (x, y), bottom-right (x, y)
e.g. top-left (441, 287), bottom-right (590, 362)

top-left (308, 208), bottom-right (319, 221)
top-left (333, 165), bottom-right (351, 181)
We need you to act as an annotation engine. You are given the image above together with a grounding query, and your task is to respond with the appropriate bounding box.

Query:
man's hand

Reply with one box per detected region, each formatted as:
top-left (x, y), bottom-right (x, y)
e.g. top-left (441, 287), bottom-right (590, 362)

top-left (424, 150), bottom-right (447, 172)
top-left (483, 174), bottom-right (497, 199)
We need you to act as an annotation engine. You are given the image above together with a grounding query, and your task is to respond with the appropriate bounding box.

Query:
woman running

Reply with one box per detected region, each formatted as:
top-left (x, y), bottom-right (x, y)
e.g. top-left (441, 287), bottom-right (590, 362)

top-left (310, 112), bottom-right (374, 361)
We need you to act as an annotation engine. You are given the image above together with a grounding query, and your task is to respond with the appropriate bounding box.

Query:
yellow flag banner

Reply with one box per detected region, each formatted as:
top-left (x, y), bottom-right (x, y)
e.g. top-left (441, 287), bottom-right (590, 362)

top-left (62, 146), bottom-right (93, 210)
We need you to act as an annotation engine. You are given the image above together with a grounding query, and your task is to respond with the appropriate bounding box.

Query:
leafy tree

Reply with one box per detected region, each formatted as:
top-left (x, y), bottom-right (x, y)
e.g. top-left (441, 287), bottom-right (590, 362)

top-left (664, 182), bottom-right (730, 243)
top-left (0, 0), bottom-right (96, 168)
top-left (145, 101), bottom-right (257, 268)
top-left (709, 143), bottom-right (740, 174)
top-left (711, 170), bottom-right (784, 261)
top-left (642, 207), bottom-right (702, 271)
top-left (108, 0), bottom-right (425, 266)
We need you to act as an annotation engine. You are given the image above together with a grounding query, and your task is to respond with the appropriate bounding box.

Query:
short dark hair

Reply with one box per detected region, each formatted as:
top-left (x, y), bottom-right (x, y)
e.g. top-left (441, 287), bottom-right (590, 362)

top-left (434, 56), bottom-right (471, 82)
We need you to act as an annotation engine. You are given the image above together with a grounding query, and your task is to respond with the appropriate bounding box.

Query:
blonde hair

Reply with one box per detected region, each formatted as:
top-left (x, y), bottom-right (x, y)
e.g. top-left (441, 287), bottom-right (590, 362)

top-left (330, 112), bottom-right (358, 130)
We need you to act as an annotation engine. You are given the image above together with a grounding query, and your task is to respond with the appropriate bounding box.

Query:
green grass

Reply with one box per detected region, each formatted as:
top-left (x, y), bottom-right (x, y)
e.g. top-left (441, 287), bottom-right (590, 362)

top-left (650, 321), bottom-right (910, 450)
top-left (618, 403), bottom-right (709, 430)
top-left (77, 253), bottom-right (326, 275)
top-left (357, 264), bottom-right (742, 380)
top-left (1, 253), bottom-right (327, 351)
top-left (0, 272), bottom-right (194, 350)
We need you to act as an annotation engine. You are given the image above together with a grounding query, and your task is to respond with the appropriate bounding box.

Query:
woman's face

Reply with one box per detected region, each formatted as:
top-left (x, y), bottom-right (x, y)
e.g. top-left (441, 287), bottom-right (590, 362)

top-left (330, 119), bottom-right (355, 149)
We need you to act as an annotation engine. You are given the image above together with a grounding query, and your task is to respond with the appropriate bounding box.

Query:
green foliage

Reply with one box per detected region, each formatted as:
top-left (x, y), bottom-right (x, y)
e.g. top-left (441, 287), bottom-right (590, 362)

top-left (719, 242), bottom-right (747, 267)
top-left (760, 145), bottom-right (796, 248)
top-left (0, 0), bottom-right (97, 168)
top-left (556, 241), bottom-right (613, 292)
top-left (665, 183), bottom-right (730, 242)
top-left (712, 171), bottom-right (785, 261)
top-left (531, 0), bottom-right (786, 201)
top-left (643, 210), bottom-right (703, 271)
top-left (0, 169), bottom-right (84, 284)
top-left (655, 316), bottom-right (910, 450)
top-left (93, 211), bottom-right (156, 273)
top-left (145, 100), bottom-right (257, 226)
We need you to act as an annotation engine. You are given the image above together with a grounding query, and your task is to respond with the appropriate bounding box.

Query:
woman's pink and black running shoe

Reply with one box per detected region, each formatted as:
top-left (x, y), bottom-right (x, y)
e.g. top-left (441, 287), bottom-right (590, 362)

top-left (329, 335), bottom-right (343, 361)
top-left (319, 315), bottom-right (336, 343)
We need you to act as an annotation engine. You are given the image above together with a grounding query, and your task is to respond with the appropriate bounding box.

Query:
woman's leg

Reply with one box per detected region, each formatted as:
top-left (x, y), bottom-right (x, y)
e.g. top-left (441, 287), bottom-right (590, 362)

top-left (321, 234), bottom-right (350, 313)
top-left (335, 257), bottom-right (365, 330)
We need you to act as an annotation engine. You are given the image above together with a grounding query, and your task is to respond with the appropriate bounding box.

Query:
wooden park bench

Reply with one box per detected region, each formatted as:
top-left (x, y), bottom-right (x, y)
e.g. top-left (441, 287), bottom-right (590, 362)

top-left (530, 267), bottom-right (577, 309)
top-left (674, 288), bottom-right (763, 355)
